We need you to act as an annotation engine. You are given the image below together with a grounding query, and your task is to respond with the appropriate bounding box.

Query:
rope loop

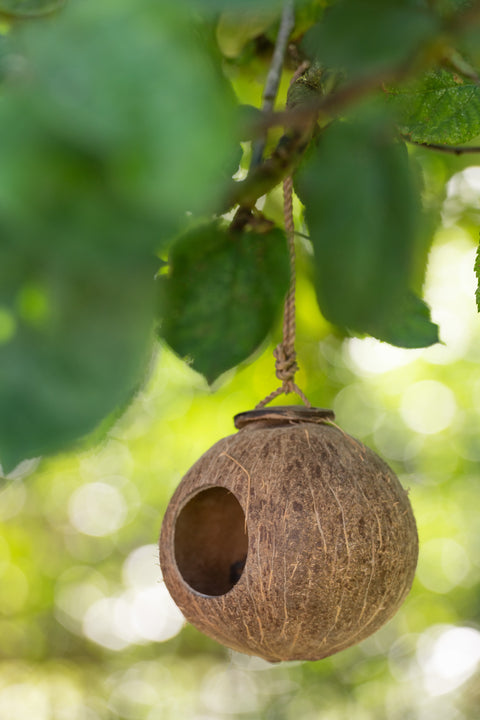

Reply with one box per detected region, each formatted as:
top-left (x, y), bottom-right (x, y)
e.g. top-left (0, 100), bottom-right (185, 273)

top-left (254, 61), bottom-right (312, 411)
top-left (273, 344), bottom-right (298, 386)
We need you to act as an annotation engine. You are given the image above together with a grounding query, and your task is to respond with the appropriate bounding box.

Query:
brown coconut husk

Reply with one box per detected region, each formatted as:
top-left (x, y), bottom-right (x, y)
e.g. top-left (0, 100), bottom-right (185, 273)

top-left (159, 407), bottom-right (418, 663)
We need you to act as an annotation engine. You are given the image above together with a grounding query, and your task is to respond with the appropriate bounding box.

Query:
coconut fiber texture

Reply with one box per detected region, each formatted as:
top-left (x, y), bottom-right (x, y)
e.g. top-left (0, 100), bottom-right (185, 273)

top-left (159, 409), bottom-right (418, 662)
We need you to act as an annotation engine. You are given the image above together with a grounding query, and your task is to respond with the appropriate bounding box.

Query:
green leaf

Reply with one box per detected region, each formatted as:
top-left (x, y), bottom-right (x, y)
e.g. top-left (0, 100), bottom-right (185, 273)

top-left (295, 115), bottom-right (422, 336)
top-left (388, 69), bottom-right (480, 145)
top-left (159, 221), bottom-right (290, 384)
top-left (1, 0), bottom-right (237, 227)
top-left (302, 0), bottom-right (439, 78)
top-left (0, 0), bottom-right (242, 469)
top-left (364, 292), bottom-right (439, 348)
top-left (0, 204), bottom-right (157, 473)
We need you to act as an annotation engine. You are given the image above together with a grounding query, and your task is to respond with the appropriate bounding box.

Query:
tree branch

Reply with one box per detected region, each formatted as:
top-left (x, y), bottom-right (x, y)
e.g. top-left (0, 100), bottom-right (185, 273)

top-left (258, 66), bottom-right (403, 133)
top-left (224, 127), bottom-right (313, 211)
top-left (222, 69), bottom-right (398, 211)
top-left (223, 0), bottom-right (480, 212)
top-left (250, 0), bottom-right (295, 168)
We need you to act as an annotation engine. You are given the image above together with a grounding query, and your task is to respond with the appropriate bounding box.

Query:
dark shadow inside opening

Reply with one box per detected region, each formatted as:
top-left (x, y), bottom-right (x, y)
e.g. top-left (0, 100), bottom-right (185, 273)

top-left (174, 487), bottom-right (248, 596)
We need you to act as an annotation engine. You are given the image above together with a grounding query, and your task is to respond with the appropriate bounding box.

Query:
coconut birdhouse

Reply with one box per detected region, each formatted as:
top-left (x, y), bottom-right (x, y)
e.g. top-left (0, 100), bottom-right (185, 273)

top-left (159, 405), bottom-right (418, 662)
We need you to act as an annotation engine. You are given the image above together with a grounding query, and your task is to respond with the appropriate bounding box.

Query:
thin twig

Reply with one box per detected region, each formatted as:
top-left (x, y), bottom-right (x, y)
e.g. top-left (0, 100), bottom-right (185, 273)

top-left (250, 0), bottom-right (295, 168)
top-left (224, 127), bottom-right (313, 210)
top-left (405, 138), bottom-right (480, 154)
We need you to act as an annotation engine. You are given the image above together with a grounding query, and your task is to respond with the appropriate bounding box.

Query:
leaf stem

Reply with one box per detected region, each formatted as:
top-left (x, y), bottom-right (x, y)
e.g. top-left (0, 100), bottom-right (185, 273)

top-left (405, 139), bottom-right (480, 155)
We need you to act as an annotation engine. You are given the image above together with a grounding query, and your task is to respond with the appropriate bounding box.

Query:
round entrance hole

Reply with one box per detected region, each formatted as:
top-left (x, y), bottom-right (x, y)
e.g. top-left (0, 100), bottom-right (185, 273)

top-left (174, 487), bottom-right (248, 596)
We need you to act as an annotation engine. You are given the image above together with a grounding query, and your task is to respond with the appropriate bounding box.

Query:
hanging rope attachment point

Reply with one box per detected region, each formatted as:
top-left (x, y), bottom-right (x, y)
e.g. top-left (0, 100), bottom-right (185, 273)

top-left (256, 175), bottom-right (311, 410)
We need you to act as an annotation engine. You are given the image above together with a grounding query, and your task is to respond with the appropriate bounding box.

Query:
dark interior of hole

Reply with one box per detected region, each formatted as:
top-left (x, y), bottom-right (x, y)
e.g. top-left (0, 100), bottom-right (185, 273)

top-left (174, 487), bottom-right (248, 596)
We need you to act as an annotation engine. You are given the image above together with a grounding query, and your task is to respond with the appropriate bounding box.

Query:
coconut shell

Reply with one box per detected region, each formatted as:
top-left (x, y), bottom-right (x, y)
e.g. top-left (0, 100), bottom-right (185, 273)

top-left (159, 406), bottom-right (418, 662)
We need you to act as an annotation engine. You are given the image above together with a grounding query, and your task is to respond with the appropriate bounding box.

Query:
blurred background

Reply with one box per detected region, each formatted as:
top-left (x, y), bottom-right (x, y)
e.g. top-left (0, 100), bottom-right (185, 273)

top-left (1, 1), bottom-right (480, 718)
top-left (1, 173), bottom-right (480, 718)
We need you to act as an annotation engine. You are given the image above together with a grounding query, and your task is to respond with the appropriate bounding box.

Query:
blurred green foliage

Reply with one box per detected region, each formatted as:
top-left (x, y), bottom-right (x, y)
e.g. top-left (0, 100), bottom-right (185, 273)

top-left (0, 0), bottom-right (236, 469)
top-left (0, 0), bottom-right (480, 717)
top-left (302, 0), bottom-right (440, 79)
top-left (0, 0), bottom-right (64, 18)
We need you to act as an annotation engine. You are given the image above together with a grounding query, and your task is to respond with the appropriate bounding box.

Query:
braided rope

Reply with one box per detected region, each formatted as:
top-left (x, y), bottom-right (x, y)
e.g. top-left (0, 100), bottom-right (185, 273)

top-left (256, 175), bottom-right (311, 409)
